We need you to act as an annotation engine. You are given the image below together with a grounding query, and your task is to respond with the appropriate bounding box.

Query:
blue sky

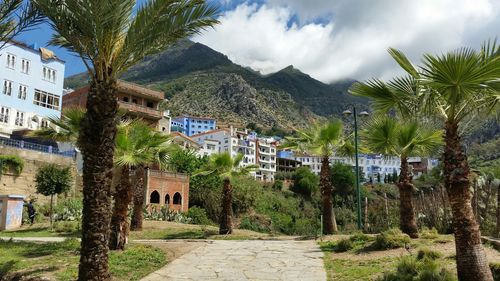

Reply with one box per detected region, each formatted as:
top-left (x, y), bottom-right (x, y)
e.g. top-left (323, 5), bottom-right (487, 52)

top-left (15, 0), bottom-right (500, 82)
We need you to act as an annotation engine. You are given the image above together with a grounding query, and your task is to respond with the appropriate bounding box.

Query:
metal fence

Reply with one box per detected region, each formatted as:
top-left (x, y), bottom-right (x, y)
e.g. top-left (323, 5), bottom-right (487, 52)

top-left (0, 136), bottom-right (75, 157)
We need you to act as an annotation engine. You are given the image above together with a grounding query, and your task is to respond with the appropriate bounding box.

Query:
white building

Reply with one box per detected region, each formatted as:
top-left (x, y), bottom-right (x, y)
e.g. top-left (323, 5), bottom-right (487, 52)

top-left (0, 41), bottom-right (65, 137)
top-left (191, 127), bottom-right (278, 181)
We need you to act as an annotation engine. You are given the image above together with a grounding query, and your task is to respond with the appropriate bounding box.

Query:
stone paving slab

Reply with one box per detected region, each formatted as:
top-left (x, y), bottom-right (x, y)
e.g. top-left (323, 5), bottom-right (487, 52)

top-left (141, 240), bottom-right (326, 281)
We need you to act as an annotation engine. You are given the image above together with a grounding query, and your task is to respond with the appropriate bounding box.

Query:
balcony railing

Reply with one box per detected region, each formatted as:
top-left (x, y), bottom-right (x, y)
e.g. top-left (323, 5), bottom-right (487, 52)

top-left (118, 101), bottom-right (163, 119)
top-left (0, 136), bottom-right (75, 157)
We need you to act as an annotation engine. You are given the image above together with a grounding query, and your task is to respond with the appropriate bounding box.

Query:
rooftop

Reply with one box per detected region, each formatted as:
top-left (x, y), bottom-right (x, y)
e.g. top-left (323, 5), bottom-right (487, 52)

top-left (6, 40), bottom-right (65, 64)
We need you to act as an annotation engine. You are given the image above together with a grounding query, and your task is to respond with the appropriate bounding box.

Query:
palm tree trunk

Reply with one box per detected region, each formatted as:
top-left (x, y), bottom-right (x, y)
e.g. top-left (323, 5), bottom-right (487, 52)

top-left (444, 121), bottom-right (492, 281)
top-left (219, 178), bottom-right (233, 234)
top-left (109, 166), bottom-right (133, 250)
top-left (131, 166), bottom-right (145, 231)
top-left (77, 79), bottom-right (118, 281)
top-left (496, 182), bottom-right (500, 238)
top-left (321, 156), bottom-right (337, 234)
top-left (398, 156), bottom-right (419, 238)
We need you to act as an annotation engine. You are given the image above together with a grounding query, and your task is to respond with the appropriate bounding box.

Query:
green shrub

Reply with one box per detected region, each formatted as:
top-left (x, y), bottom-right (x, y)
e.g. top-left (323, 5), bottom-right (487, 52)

top-left (350, 232), bottom-right (371, 243)
top-left (372, 229), bottom-right (411, 250)
top-left (54, 198), bottom-right (83, 221)
top-left (239, 214), bottom-right (271, 233)
top-left (272, 180), bottom-right (284, 191)
top-left (490, 262), bottom-right (500, 281)
top-left (335, 238), bottom-right (353, 252)
top-left (378, 255), bottom-right (455, 281)
top-left (290, 166), bottom-right (319, 198)
top-left (421, 228), bottom-right (439, 239)
top-left (186, 207), bottom-right (211, 225)
top-left (53, 220), bottom-right (80, 233)
top-left (417, 248), bottom-right (442, 260)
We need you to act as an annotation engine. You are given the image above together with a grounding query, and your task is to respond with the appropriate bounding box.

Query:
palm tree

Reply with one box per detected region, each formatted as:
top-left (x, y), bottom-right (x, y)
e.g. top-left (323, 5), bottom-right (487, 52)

top-left (0, 0), bottom-right (42, 49)
top-left (29, 107), bottom-right (86, 143)
top-left (350, 42), bottom-right (500, 281)
top-left (32, 1), bottom-right (218, 278)
top-left (284, 119), bottom-right (349, 234)
top-left (111, 120), bottom-right (172, 250)
top-left (195, 152), bottom-right (256, 234)
top-left (362, 116), bottom-right (442, 238)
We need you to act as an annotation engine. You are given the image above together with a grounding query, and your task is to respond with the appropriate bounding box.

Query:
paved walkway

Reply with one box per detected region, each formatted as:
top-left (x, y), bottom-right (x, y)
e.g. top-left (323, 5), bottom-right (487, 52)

top-left (141, 240), bottom-right (327, 281)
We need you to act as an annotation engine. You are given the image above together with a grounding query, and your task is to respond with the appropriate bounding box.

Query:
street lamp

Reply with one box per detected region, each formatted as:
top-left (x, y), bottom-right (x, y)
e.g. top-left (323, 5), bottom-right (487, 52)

top-left (342, 106), bottom-right (369, 230)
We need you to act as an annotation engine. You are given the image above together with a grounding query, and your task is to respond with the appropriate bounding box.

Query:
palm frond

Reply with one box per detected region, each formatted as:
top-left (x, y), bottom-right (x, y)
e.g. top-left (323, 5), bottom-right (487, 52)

top-left (388, 48), bottom-right (420, 78)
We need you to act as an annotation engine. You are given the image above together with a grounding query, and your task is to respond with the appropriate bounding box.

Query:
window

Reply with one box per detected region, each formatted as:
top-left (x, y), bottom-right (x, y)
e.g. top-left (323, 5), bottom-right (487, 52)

top-left (18, 85), bottom-right (27, 100)
top-left (0, 107), bottom-right (9, 123)
top-left (122, 97), bottom-right (129, 102)
top-left (3, 80), bottom-right (12, 96)
top-left (15, 111), bottom-right (24, 126)
top-left (41, 119), bottom-right (49, 128)
top-left (42, 66), bottom-right (56, 83)
top-left (33, 89), bottom-right (60, 110)
top-left (6, 53), bottom-right (15, 69)
top-left (173, 193), bottom-right (182, 204)
top-left (21, 59), bottom-right (30, 74)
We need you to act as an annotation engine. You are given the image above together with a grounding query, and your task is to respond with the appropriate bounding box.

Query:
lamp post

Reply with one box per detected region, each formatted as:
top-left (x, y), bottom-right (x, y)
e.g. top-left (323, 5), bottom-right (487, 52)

top-left (342, 107), bottom-right (369, 230)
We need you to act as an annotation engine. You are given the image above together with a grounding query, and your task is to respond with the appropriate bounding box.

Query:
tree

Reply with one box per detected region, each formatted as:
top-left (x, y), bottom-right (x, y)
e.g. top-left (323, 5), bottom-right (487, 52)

top-left (0, 154), bottom-right (24, 177)
top-left (32, 1), bottom-right (218, 278)
top-left (195, 153), bottom-right (256, 234)
top-left (111, 120), bottom-right (173, 250)
top-left (284, 119), bottom-right (351, 234)
top-left (166, 148), bottom-right (203, 175)
top-left (330, 162), bottom-right (355, 199)
top-left (290, 166), bottom-right (319, 198)
top-left (35, 164), bottom-right (72, 225)
top-left (0, 0), bottom-right (42, 49)
top-left (362, 117), bottom-right (441, 238)
top-left (350, 41), bottom-right (500, 280)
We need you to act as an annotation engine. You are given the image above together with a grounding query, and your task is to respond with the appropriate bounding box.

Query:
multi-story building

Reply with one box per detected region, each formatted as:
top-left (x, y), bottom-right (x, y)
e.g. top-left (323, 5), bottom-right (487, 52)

top-left (171, 115), bottom-right (216, 136)
top-left (0, 41), bottom-right (65, 137)
top-left (191, 127), bottom-right (278, 181)
top-left (62, 80), bottom-right (171, 133)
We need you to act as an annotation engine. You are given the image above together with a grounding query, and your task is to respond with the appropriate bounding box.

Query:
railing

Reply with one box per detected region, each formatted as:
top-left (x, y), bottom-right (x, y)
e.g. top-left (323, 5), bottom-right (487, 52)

top-left (118, 101), bottom-right (163, 119)
top-left (0, 136), bottom-right (75, 157)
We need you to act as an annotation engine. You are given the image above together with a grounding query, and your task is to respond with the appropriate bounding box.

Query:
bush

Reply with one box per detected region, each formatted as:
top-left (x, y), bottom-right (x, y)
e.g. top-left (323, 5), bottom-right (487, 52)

top-left (377, 255), bottom-right (455, 281)
top-left (420, 228), bottom-right (439, 239)
top-left (144, 205), bottom-right (192, 223)
top-left (290, 167), bottom-right (319, 198)
top-left (53, 220), bottom-right (80, 233)
top-left (239, 214), bottom-right (271, 233)
top-left (53, 198), bottom-right (83, 221)
top-left (372, 229), bottom-right (411, 250)
top-left (186, 207), bottom-right (211, 225)
top-left (417, 248), bottom-right (442, 260)
top-left (490, 262), bottom-right (500, 281)
top-left (272, 180), bottom-right (284, 191)
top-left (335, 238), bottom-right (353, 252)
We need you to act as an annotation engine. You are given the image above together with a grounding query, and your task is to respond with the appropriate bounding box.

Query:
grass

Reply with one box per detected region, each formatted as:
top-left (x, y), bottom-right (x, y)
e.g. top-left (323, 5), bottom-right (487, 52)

top-left (323, 255), bottom-right (397, 281)
top-left (0, 238), bottom-right (166, 280)
top-left (0, 224), bottom-right (80, 238)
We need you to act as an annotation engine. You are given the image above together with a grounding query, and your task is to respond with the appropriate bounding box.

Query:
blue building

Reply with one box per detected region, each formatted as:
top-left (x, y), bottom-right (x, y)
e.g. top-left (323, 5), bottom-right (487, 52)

top-left (0, 41), bottom-right (65, 137)
top-left (171, 115), bottom-right (216, 136)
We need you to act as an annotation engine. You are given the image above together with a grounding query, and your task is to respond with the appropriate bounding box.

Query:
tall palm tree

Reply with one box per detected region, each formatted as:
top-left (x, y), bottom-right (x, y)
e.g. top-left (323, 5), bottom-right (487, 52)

top-left (111, 120), bottom-right (173, 250)
top-left (284, 119), bottom-right (349, 234)
top-left (362, 116), bottom-right (442, 238)
top-left (195, 152), bottom-right (256, 234)
top-left (32, 1), bottom-right (218, 279)
top-left (350, 42), bottom-right (500, 281)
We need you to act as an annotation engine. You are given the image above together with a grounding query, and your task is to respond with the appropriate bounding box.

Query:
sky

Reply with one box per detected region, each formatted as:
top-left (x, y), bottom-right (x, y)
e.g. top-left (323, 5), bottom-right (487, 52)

top-left (17, 0), bottom-right (500, 83)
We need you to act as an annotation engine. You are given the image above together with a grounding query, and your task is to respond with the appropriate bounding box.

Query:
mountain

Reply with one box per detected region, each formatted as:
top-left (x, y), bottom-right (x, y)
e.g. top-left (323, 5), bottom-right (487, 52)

top-left (64, 40), bottom-right (368, 129)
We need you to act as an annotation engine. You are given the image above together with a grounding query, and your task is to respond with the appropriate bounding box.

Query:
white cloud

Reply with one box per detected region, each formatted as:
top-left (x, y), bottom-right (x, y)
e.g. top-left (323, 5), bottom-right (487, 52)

top-left (196, 0), bottom-right (500, 83)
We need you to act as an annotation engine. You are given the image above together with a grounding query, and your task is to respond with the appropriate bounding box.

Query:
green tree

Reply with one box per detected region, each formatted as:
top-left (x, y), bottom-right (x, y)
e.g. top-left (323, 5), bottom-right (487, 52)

top-left (330, 162), bottom-right (355, 198)
top-left (290, 166), bottom-right (319, 198)
top-left (167, 148), bottom-right (203, 175)
top-left (195, 152), bottom-right (257, 234)
top-left (362, 117), bottom-right (441, 238)
top-left (0, 155), bottom-right (24, 177)
top-left (111, 120), bottom-right (173, 250)
top-left (350, 41), bottom-right (500, 280)
top-left (35, 164), bottom-right (72, 225)
top-left (284, 119), bottom-right (351, 234)
top-left (32, 1), bottom-right (218, 278)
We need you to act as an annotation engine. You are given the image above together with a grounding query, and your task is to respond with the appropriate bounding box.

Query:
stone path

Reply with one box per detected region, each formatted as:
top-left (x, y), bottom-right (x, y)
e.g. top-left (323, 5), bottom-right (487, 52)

top-left (141, 240), bottom-right (327, 281)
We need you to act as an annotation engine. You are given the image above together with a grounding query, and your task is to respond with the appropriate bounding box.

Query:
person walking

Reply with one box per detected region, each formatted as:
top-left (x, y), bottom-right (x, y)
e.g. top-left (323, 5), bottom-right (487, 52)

top-left (27, 201), bottom-right (36, 225)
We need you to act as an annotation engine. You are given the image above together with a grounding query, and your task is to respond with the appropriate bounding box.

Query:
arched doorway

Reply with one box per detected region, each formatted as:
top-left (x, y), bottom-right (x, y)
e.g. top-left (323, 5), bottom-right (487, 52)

top-left (150, 190), bottom-right (160, 203)
top-left (165, 194), bottom-right (170, 205)
top-left (173, 192), bottom-right (182, 205)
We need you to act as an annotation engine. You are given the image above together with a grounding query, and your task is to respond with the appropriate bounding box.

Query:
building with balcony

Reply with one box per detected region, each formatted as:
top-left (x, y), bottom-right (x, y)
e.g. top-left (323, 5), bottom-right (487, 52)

top-left (255, 137), bottom-right (277, 181)
top-left (62, 80), bottom-right (171, 133)
top-left (0, 41), bottom-right (65, 137)
top-left (171, 115), bottom-right (216, 136)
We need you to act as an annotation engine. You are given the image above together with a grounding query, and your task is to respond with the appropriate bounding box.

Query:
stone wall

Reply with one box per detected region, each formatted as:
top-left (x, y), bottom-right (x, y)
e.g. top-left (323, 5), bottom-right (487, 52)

top-left (0, 145), bottom-right (80, 205)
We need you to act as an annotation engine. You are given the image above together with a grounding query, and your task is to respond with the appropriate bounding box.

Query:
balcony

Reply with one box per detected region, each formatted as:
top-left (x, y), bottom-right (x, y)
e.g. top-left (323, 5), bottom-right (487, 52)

top-left (118, 101), bottom-right (163, 120)
top-left (118, 80), bottom-right (164, 101)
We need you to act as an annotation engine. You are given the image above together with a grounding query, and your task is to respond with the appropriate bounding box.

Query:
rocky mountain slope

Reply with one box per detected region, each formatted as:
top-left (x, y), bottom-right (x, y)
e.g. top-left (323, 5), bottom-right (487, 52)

top-left (65, 40), bottom-right (367, 129)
